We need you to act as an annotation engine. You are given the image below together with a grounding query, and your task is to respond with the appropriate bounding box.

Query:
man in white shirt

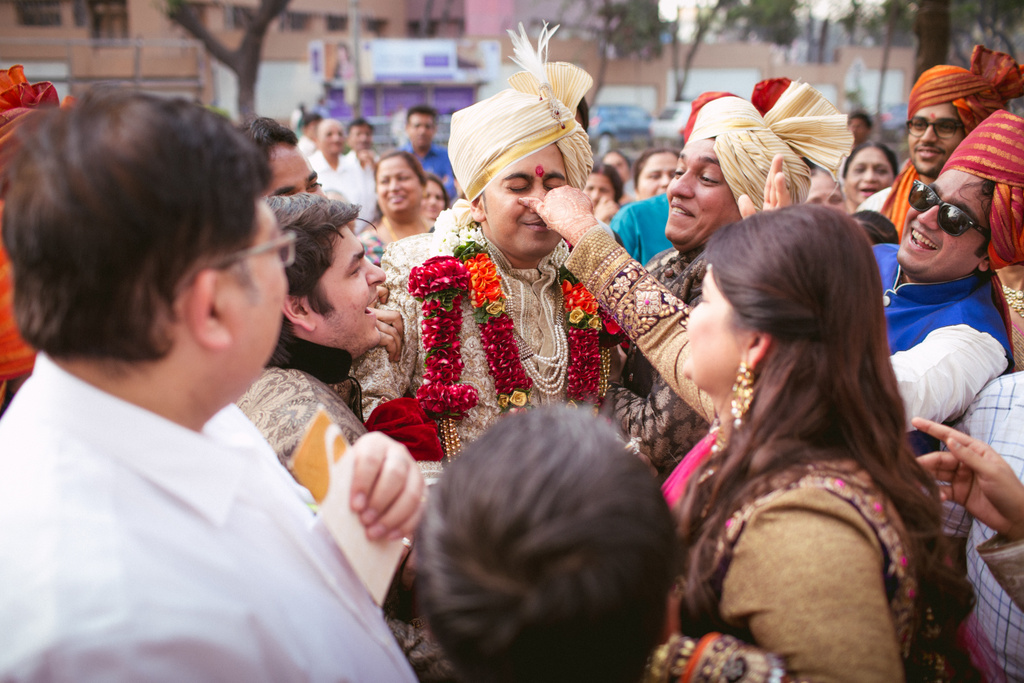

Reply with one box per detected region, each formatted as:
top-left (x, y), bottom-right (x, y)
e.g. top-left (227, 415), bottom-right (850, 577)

top-left (336, 117), bottom-right (379, 223)
top-left (0, 89), bottom-right (421, 682)
top-left (308, 118), bottom-right (349, 199)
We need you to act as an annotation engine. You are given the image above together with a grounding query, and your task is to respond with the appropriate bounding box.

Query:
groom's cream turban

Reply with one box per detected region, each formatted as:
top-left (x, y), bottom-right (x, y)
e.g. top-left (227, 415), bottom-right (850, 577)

top-left (449, 25), bottom-right (594, 201)
top-left (688, 82), bottom-right (852, 210)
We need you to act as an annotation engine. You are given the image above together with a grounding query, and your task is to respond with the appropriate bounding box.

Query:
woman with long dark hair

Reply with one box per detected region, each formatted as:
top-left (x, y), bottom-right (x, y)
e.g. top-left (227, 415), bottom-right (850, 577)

top-left (526, 197), bottom-right (977, 681)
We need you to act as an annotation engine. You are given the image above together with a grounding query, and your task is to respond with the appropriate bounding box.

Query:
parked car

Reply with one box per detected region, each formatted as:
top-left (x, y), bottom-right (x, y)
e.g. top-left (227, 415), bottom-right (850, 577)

top-left (650, 101), bottom-right (692, 145)
top-left (589, 104), bottom-right (653, 153)
top-left (879, 102), bottom-right (909, 131)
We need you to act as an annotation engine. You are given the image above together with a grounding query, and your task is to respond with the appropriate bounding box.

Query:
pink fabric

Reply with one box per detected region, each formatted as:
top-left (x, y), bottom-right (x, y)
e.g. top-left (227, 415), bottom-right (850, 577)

top-left (662, 431), bottom-right (716, 508)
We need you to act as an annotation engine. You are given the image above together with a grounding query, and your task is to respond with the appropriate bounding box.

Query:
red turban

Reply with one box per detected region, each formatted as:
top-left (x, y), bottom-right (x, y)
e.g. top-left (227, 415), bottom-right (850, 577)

top-left (909, 45), bottom-right (1024, 134)
top-left (682, 91), bottom-right (735, 143)
top-left (883, 46), bottom-right (1024, 237)
top-left (0, 65), bottom-right (62, 390)
top-left (942, 110), bottom-right (1024, 269)
top-left (750, 77), bottom-right (792, 116)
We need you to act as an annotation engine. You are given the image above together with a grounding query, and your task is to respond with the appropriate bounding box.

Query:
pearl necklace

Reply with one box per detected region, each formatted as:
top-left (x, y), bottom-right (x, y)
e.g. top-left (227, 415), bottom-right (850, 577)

top-left (488, 243), bottom-right (569, 397)
top-left (1004, 285), bottom-right (1024, 317)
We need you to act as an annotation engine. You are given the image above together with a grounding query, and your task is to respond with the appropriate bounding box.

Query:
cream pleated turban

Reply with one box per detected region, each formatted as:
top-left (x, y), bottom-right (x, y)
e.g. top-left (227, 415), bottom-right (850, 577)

top-left (449, 24), bottom-right (594, 201)
top-left (688, 82), bottom-right (852, 210)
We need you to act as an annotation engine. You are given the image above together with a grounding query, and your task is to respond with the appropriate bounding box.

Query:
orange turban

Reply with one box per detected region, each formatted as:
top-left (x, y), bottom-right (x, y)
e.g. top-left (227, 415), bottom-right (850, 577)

top-left (942, 110), bottom-right (1024, 269)
top-left (909, 45), bottom-right (1024, 134)
top-left (883, 46), bottom-right (1024, 237)
top-left (0, 65), bottom-right (61, 390)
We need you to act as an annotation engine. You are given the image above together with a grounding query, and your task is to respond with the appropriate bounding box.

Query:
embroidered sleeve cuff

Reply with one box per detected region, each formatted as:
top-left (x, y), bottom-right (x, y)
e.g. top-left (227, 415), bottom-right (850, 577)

top-left (564, 228), bottom-right (689, 344)
top-left (645, 633), bottom-right (791, 683)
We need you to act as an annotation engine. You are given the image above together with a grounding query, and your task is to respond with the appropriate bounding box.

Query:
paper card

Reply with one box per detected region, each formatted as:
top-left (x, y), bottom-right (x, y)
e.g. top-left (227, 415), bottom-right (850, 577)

top-left (294, 409), bottom-right (406, 606)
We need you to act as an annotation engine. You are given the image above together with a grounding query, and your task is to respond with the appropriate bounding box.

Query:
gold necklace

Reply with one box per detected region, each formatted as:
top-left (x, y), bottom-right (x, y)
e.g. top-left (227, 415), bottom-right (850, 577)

top-left (1003, 285), bottom-right (1024, 317)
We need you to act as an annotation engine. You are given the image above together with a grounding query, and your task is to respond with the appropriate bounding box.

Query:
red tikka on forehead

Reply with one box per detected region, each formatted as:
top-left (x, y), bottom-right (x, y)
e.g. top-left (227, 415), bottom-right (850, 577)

top-left (535, 165), bottom-right (544, 177)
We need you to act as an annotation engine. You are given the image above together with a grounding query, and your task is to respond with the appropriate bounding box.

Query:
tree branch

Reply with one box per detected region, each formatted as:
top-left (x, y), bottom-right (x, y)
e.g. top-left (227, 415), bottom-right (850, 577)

top-left (168, 2), bottom-right (238, 68)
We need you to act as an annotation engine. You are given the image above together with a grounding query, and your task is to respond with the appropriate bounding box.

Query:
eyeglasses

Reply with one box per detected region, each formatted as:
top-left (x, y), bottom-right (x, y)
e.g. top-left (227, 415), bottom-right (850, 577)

top-left (908, 181), bottom-right (987, 237)
top-left (906, 117), bottom-right (964, 139)
top-left (215, 230), bottom-right (296, 269)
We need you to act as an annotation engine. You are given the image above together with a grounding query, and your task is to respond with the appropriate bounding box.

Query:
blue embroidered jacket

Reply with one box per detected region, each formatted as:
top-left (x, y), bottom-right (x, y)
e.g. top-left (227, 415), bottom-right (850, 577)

top-left (874, 244), bottom-right (1012, 364)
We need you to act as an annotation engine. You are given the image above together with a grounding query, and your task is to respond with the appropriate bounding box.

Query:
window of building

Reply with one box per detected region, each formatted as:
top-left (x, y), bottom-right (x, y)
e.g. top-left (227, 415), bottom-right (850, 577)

top-left (225, 5), bottom-right (254, 30)
top-left (280, 11), bottom-right (311, 31)
top-left (364, 17), bottom-right (386, 35)
top-left (88, 0), bottom-right (128, 38)
top-left (326, 13), bottom-right (348, 32)
top-left (16, 0), bottom-right (62, 26)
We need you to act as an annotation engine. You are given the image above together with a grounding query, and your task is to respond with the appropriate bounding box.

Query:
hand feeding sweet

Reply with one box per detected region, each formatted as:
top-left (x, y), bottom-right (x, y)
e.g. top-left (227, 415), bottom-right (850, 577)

top-left (518, 186), bottom-right (600, 247)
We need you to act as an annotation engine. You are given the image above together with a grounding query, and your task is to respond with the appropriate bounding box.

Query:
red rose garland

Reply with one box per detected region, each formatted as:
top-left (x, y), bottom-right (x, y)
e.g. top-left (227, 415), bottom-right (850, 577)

top-left (409, 235), bottom-right (624, 440)
top-left (560, 267), bottom-right (603, 404)
top-left (408, 256), bottom-right (478, 420)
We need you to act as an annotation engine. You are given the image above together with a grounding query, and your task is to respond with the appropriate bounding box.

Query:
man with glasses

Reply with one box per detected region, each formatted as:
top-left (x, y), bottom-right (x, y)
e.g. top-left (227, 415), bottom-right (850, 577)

top-left (0, 90), bottom-right (421, 681)
top-left (862, 45), bottom-right (1023, 232)
top-left (875, 111), bottom-right (1024, 448)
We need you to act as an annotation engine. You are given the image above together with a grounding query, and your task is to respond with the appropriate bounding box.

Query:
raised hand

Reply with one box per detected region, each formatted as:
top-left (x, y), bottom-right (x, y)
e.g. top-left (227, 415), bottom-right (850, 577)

top-left (738, 153), bottom-right (792, 218)
top-left (914, 417), bottom-right (1024, 541)
top-left (349, 432), bottom-right (426, 541)
top-left (373, 307), bottom-right (404, 362)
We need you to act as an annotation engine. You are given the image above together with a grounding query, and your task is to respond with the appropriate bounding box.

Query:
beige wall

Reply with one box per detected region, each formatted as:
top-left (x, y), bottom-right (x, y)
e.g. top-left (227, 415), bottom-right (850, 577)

top-left (3, 0), bottom-right (915, 119)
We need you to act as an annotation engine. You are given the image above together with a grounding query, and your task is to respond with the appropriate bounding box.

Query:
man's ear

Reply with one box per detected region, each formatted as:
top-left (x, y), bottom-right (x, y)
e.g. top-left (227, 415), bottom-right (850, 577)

top-left (283, 295), bottom-right (317, 332)
top-left (976, 252), bottom-right (991, 274)
top-left (177, 269), bottom-right (233, 351)
top-left (469, 194), bottom-right (487, 224)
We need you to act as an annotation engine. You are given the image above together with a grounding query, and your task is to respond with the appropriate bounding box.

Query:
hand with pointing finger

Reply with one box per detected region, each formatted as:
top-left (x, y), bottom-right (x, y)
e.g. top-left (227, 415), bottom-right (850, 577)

top-left (914, 416), bottom-right (1024, 541)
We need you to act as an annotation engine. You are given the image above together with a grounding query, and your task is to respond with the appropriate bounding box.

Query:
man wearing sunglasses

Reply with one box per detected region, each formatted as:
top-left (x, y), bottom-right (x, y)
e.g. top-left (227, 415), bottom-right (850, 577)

top-left (865, 45), bottom-right (1023, 233)
top-left (0, 91), bottom-right (421, 681)
top-left (874, 111), bottom-right (1024, 448)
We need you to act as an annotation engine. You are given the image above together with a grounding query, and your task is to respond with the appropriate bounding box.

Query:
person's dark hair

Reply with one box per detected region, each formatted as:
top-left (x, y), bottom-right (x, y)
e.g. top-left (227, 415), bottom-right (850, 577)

top-left (300, 111), bottom-right (323, 131)
top-left (423, 172), bottom-right (451, 207)
top-left (676, 205), bottom-right (975, 677)
top-left (238, 115), bottom-right (299, 162)
top-left (589, 161), bottom-right (624, 203)
top-left (576, 96), bottom-right (590, 132)
top-left (376, 149), bottom-right (427, 187)
top-left (852, 210), bottom-right (898, 245)
top-left (407, 104), bottom-right (438, 124)
top-left (347, 117), bottom-right (373, 134)
top-left (633, 146), bottom-right (678, 188)
top-left (842, 141), bottom-right (898, 180)
top-left (264, 194), bottom-right (359, 365)
top-left (2, 89), bottom-right (269, 361)
top-left (417, 407), bottom-right (675, 683)
top-left (603, 149), bottom-right (631, 173)
top-left (848, 110), bottom-right (873, 129)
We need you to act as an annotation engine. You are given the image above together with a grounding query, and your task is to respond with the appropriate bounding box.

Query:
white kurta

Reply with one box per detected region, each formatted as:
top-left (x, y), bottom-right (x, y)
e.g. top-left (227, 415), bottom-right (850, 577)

top-left (0, 355), bottom-right (415, 683)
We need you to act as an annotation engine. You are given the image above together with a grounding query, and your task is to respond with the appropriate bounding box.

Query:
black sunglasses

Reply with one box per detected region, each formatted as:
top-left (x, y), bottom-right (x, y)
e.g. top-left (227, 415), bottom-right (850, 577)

top-left (907, 180), bottom-right (988, 237)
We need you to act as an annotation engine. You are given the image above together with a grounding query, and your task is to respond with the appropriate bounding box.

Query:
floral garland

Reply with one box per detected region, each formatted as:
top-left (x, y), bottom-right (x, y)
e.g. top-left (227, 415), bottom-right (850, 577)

top-left (410, 208), bottom-right (624, 441)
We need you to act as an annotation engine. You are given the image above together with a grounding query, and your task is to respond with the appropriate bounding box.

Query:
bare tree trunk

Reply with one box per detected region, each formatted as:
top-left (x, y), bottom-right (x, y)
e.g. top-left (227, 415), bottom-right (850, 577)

top-left (816, 17), bottom-right (829, 64)
top-left (591, 2), bottom-right (613, 101)
top-left (420, 0), bottom-right (434, 37)
top-left (168, 0), bottom-right (291, 118)
top-left (913, 0), bottom-right (951, 80)
top-left (676, 0), bottom-right (730, 101)
top-left (875, 0), bottom-right (898, 116)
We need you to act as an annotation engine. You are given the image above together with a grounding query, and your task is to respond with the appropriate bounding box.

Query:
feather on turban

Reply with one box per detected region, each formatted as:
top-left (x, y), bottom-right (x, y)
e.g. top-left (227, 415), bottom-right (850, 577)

top-left (448, 24), bottom-right (593, 202)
